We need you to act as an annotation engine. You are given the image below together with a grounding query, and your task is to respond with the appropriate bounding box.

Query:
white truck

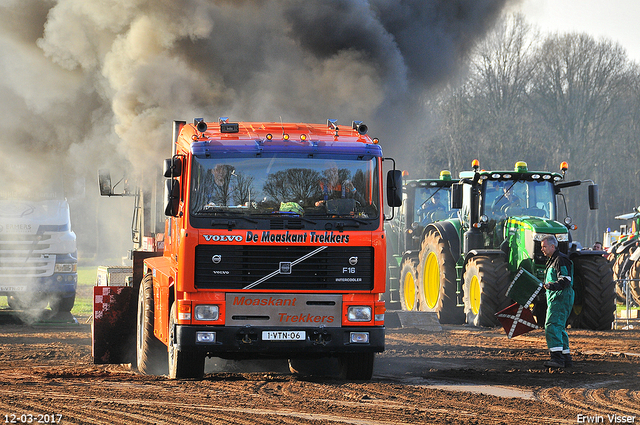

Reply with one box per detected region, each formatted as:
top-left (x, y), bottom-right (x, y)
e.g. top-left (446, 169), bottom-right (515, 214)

top-left (0, 171), bottom-right (77, 314)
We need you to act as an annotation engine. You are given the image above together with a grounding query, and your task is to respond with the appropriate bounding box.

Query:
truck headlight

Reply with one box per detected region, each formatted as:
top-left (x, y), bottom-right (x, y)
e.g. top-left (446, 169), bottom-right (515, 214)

top-left (194, 305), bottom-right (219, 321)
top-left (347, 306), bottom-right (372, 322)
top-left (54, 263), bottom-right (77, 273)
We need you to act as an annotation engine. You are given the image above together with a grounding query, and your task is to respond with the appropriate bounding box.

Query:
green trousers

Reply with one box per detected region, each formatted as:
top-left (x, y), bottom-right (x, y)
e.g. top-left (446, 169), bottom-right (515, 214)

top-left (545, 286), bottom-right (575, 352)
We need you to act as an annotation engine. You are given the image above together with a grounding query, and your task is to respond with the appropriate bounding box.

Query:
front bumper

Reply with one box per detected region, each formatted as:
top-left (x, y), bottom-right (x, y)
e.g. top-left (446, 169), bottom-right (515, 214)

top-left (0, 273), bottom-right (77, 296)
top-left (175, 325), bottom-right (384, 359)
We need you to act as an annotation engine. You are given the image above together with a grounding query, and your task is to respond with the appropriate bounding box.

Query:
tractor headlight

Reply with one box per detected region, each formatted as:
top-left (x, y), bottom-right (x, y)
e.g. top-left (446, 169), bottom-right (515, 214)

top-left (533, 233), bottom-right (569, 242)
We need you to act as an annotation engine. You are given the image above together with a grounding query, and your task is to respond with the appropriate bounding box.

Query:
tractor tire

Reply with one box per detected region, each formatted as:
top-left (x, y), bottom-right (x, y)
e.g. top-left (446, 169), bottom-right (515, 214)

top-left (136, 274), bottom-right (168, 375)
top-left (417, 231), bottom-right (464, 324)
top-left (569, 255), bottom-right (616, 330)
top-left (612, 251), bottom-right (633, 304)
top-left (168, 303), bottom-right (205, 379)
top-left (338, 352), bottom-right (375, 380)
top-left (399, 259), bottom-right (419, 311)
top-left (462, 255), bottom-right (512, 327)
top-left (628, 260), bottom-right (640, 306)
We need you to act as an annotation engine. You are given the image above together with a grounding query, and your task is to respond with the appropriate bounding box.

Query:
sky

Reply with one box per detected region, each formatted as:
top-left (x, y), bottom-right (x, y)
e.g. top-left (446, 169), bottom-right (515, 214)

top-left (510, 0), bottom-right (640, 63)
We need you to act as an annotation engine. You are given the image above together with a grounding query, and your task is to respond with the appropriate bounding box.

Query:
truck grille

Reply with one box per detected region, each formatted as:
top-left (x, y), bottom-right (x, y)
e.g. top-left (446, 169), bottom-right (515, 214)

top-left (0, 234), bottom-right (55, 277)
top-left (195, 245), bottom-right (373, 291)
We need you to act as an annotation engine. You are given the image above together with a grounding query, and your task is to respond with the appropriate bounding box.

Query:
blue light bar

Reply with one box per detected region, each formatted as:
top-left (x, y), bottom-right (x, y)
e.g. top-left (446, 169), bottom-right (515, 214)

top-left (191, 139), bottom-right (383, 158)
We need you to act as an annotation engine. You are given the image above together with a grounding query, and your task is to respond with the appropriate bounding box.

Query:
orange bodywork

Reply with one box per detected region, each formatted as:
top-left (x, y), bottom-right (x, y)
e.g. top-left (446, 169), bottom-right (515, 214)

top-left (144, 120), bottom-right (387, 347)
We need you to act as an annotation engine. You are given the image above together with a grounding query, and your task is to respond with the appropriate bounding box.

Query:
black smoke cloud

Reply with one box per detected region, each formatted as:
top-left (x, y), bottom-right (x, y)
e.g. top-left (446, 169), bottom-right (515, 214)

top-left (0, 0), bottom-right (510, 258)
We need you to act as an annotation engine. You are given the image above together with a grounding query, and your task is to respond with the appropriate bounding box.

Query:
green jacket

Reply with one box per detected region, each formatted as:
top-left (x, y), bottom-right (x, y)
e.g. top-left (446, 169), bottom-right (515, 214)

top-left (544, 250), bottom-right (573, 291)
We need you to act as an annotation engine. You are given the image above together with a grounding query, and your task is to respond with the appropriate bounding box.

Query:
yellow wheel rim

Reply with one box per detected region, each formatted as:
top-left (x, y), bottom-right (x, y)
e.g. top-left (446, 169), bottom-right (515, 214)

top-left (470, 275), bottom-right (481, 315)
top-left (402, 270), bottom-right (416, 310)
top-left (424, 252), bottom-right (440, 309)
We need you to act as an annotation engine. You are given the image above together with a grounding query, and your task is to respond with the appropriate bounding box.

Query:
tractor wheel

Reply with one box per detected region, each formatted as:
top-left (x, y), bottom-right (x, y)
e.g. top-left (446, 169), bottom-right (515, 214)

top-left (612, 251), bottom-right (633, 304)
top-left (399, 259), bottom-right (418, 311)
top-left (628, 260), bottom-right (640, 306)
top-left (168, 303), bottom-right (205, 379)
top-left (136, 274), bottom-right (168, 375)
top-left (569, 255), bottom-right (616, 330)
top-left (462, 255), bottom-right (512, 327)
top-left (417, 231), bottom-right (464, 324)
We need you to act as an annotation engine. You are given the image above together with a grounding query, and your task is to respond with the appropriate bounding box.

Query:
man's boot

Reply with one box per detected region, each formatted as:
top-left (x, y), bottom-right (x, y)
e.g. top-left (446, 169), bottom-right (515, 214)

top-left (563, 353), bottom-right (573, 367)
top-left (544, 351), bottom-right (565, 368)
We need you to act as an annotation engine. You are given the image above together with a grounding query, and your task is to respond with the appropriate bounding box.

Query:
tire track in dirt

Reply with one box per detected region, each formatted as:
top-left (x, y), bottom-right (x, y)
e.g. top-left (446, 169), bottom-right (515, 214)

top-left (535, 387), bottom-right (640, 418)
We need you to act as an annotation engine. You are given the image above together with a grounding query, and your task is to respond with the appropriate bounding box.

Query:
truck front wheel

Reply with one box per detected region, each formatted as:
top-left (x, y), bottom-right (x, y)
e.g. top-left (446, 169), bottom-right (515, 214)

top-left (49, 294), bottom-right (75, 314)
top-left (168, 303), bottom-right (205, 379)
top-left (462, 256), bottom-right (511, 327)
top-left (136, 274), bottom-right (168, 375)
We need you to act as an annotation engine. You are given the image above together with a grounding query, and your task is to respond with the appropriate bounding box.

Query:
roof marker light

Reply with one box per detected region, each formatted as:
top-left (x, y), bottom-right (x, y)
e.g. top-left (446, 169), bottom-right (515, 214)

top-left (515, 161), bottom-right (528, 172)
top-left (440, 170), bottom-right (452, 181)
top-left (300, 134), bottom-right (307, 141)
top-left (265, 133), bottom-right (273, 140)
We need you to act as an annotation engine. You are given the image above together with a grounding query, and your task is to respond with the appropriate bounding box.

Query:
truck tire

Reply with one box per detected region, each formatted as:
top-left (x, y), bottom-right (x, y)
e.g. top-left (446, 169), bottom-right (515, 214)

top-left (417, 231), bottom-right (464, 324)
top-left (168, 303), bottom-right (205, 379)
top-left (462, 255), bottom-right (511, 327)
top-left (338, 352), bottom-right (374, 380)
top-left (399, 259), bottom-right (418, 311)
top-left (569, 255), bottom-right (616, 330)
top-left (8, 294), bottom-right (47, 311)
top-left (49, 294), bottom-right (75, 313)
top-left (628, 260), bottom-right (640, 306)
top-left (136, 274), bottom-right (168, 375)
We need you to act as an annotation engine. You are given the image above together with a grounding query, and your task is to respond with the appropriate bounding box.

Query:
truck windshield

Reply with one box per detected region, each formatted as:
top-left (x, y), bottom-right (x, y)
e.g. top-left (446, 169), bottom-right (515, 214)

top-left (0, 168), bottom-right (65, 201)
top-left (190, 155), bottom-right (379, 219)
top-left (482, 179), bottom-right (556, 220)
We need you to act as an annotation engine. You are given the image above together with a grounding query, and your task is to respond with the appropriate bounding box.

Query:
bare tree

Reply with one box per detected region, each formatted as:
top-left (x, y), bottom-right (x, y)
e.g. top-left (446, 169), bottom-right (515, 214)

top-left (528, 33), bottom-right (633, 240)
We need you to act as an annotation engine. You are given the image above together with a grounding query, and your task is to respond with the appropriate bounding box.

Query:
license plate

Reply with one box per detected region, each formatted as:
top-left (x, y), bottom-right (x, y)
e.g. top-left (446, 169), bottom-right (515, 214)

top-left (0, 286), bottom-right (27, 292)
top-left (262, 331), bottom-right (306, 341)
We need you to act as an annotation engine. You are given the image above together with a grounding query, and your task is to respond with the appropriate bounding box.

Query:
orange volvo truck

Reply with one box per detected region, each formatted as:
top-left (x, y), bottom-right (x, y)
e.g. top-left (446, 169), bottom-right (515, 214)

top-left (93, 118), bottom-right (402, 380)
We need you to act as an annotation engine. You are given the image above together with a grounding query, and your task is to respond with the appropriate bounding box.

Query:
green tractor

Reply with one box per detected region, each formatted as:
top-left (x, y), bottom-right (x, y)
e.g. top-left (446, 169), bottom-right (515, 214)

top-left (420, 160), bottom-right (615, 330)
top-left (385, 171), bottom-right (457, 311)
top-left (606, 208), bottom-right (640, 306)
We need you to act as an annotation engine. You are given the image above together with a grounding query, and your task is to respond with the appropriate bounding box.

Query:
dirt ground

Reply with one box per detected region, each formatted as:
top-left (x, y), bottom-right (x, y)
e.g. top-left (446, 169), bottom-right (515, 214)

top-left (0, 313), bottom-right (638, 425)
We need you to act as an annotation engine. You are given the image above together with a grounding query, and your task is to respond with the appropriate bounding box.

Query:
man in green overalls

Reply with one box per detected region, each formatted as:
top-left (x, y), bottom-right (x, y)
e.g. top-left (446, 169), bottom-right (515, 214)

top-left (540, 235), bottom-right (575, 368)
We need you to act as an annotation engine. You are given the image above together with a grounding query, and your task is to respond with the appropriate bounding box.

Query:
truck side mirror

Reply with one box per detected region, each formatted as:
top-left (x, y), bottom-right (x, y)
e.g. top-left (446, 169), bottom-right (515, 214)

top-left (451, 183), bottom-right (462, 209)
top-left (164, 179), bottom-right (180, 216)
top-left (163, 157), bottom-right (182, 178)
top-left (98, 169), bottom-right (113, 196)
top-left (386, 170), bottom-right (402, 207)
top-left (588, 184), bottom-right (599, 210)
